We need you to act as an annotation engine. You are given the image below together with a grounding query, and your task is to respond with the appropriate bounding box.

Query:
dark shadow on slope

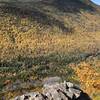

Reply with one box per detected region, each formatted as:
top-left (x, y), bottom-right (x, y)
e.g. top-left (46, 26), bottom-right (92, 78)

top-left (0, 51), bottom-right (99, 68)
top-left (77, 92), bottom-right (92, 100)
top-left (0, 52), bottom-right (99, 85)
top-left (41, 0), bottom-right (96, 13)
top-left (0, 0), bottom-right (97, 32)
top-left (0, 2), bottom-right (71, 32)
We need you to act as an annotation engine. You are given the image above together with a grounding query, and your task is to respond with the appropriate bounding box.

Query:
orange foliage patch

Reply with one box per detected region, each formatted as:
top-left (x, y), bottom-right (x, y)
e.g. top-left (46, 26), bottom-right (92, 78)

top-left (72, 62), bottom-right (100, 96)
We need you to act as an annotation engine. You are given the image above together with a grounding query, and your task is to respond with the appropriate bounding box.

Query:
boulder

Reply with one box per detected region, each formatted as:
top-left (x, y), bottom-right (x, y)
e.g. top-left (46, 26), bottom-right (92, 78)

top-left (13, 79), bottom-right (91, 100)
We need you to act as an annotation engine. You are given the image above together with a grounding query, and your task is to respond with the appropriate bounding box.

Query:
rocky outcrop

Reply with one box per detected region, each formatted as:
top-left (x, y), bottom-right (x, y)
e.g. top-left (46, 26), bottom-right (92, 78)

top-left (13, 79), bottom-right (91, 100)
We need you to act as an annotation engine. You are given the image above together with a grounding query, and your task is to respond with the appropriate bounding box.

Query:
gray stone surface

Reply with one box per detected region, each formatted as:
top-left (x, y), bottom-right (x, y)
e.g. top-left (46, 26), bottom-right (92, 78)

top-left (12, 78), bottom-right (91, 100)
top-left (43, 76), bottom-right (61, 86)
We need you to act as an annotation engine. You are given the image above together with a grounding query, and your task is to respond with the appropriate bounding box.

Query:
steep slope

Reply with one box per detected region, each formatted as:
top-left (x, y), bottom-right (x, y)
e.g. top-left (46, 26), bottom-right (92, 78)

top-left (0, 0), bottom-right (100, 99)
top-left (0, 0), bottom-right (100, 33)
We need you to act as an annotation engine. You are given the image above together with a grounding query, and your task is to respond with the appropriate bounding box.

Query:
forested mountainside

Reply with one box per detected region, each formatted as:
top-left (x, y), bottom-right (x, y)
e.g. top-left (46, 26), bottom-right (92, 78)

top-left (0, 0), bottom-right (100, 99)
